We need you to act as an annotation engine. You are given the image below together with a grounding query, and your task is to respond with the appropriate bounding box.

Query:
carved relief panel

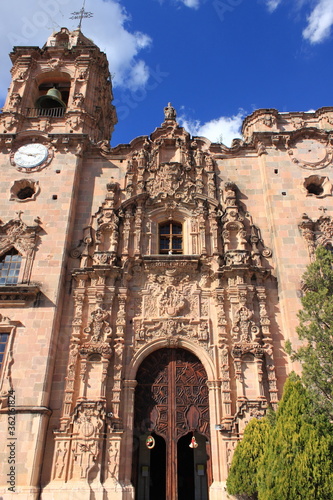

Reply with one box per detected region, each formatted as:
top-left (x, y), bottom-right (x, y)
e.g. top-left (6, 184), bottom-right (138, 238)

top-left (132, 262), bottom-right (212, 352)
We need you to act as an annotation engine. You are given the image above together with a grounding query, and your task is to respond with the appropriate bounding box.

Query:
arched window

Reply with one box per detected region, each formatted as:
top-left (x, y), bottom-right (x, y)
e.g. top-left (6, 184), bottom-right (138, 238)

top-left (159, 221), bottom-right (183, 254)
top-left (0, 249), bottom-right (22, 285)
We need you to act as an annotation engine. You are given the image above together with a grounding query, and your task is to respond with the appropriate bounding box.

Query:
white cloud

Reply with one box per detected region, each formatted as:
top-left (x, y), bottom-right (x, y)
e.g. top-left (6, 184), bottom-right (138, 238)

top-left (179, 111), bottom-right (245, 147)
top-left (0, 0), bottom-right (152, 102)
top-left (265, 0), bottom-right (333, 43)
top-left (157, 0), bottom-right (201, 8)
top-left (265, 0), bottom-right (283, 13)
top-left (126, 60), bottom-right (150, 90)
top-left (180, 0), bottom-right (201, 8)
top-left (302, 0), bottom-right (333, 43)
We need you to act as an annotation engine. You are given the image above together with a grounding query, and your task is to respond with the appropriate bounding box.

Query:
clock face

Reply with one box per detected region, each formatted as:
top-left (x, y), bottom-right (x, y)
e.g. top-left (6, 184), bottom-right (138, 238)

top-left (13, 143), bottom-right (49, 170)
top-left (288, 138), bottom-right (333, 170)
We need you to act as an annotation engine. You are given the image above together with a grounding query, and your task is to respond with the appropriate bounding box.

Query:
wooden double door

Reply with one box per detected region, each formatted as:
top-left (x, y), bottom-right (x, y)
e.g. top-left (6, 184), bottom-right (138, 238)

top-left (133, 348), bottom-right (211, 500)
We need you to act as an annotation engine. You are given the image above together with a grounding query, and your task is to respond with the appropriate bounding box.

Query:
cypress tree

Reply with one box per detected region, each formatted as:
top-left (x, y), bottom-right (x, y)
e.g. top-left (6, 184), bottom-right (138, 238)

top-left (257, 374), bottom-right (333, 500)
top-left (286, 246), bottom-right (333, 418)
top-left (226, 416), bottom-right (269, 499)
top-left (227, 247), bottom-right (333, 499)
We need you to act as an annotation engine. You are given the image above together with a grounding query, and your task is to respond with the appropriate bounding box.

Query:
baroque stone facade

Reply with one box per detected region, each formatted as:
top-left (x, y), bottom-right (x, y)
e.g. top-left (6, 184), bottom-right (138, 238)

top-left (0, 28), bottom-right (333, 500)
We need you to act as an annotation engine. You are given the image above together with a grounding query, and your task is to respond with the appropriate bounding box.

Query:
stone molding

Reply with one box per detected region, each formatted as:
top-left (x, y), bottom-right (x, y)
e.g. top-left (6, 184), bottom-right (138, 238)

top-left (0, 213), bottom-right (42, 286)
top-left (299, 213), bottom-right (333, 261)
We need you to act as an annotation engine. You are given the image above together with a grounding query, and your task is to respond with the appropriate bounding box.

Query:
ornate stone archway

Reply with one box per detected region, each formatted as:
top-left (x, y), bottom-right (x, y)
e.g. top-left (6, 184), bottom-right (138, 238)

top-left (132, 347), bottom-right (211, 500)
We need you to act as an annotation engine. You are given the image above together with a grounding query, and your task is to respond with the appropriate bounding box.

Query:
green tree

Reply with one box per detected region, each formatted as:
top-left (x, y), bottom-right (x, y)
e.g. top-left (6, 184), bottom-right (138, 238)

top-left (226, 416), bottom-right (269, 499)
top-left (228, 248), bottom-right (333, 499)
top-left (286, 246), bottom-right (333, 417)
top-left (227, 375), bottom-right (333, 499)
top-left (257, 374), bottom-right (333, 500)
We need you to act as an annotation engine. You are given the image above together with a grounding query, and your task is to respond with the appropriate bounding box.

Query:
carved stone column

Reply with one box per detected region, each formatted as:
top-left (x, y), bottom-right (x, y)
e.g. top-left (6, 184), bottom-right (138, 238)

top-left (231, 345), bottom-right (245, 401)
top-left (220, 345), bottom-right (232, 419)
top-left (137, 164), bottom-right (145, 194)
top-left (197, 202), bottom-right (207, 255)
top-left (190, 217), bottom-right (199, 255)
top-left (215, 289), bottom-right (227, 345)
top-left (60, 274), bottom-right (87, 430)
top-left (195, 165), bottom-right (204, 194)
top-left (254, 349), bottom-right (265, 400)
top-left (120, 379), bottom-right (138, 497)
top-left (257, 287), bottom-right (272, 344)
top-left (145, 216), bottom-right (152, 255)
top-left (214, 289), bottom-right (232, 422)
top-left (125, 161), bottom-right (135, 198)
top-left (206, 380), bottom-right (227, 499)
top-left (122, 209), bottom-right (132, 256)
top-left (111, 290), bottom-right (127, 423)
top-left (209, 210), bottom-right (219, 255)
top-left (103, 427), bottom-right (124, 499)
top-left (256, 286), bottom-right (278, 406)
top-left (134, 202), bottom-right (143, 256)
top-left (207, 171), bottom-right (216, 200)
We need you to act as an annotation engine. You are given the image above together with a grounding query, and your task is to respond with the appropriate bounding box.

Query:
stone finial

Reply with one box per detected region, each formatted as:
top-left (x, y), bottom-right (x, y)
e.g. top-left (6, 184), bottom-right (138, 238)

top-left (164, 102), bottom-right (176, 121)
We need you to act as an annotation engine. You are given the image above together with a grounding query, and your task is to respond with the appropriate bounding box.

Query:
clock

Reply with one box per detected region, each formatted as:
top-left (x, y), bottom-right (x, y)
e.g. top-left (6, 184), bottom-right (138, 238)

top-left (288, 138), bottom-right (333, 170)
top-left (11, 143), bottom-right (52, 172)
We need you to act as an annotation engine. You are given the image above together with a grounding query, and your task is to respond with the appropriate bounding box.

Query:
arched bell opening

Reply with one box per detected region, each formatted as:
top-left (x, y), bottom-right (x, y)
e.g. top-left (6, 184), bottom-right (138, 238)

top-left (132, 347), bottom-right (211, 500)
top-left (33, 72), bottom-right (71, 117)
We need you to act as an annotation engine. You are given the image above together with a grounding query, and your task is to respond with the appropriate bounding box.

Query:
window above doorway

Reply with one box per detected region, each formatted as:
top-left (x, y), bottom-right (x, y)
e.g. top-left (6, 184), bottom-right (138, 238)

top-left (159, 221), bottom-right (183, 255)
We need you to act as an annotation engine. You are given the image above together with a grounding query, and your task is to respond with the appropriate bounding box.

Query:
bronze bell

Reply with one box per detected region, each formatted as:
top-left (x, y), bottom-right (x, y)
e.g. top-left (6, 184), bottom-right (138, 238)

top-left (35, 88), bottom-right (66, 109)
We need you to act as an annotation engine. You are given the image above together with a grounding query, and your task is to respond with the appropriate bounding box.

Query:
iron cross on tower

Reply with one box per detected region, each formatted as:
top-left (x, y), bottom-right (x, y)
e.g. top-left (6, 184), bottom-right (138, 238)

top-left (70, 0), bottom-right (93, 30)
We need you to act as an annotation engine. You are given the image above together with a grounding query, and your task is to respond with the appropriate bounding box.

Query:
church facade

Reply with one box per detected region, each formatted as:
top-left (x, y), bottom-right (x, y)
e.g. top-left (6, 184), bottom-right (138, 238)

top-left (0, 28), bottom-right (332, 500)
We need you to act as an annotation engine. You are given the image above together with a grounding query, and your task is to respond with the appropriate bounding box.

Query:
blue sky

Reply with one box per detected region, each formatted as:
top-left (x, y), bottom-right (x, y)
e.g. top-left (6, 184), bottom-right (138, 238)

top-left (0, 0), bottom-right (333, 146)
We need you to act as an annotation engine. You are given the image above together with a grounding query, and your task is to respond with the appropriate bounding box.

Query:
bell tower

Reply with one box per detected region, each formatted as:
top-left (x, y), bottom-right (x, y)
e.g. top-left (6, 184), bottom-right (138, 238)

top-left (1, 27), bottom-right (117, 142)
top-left (0, 28), bottom-right (117, 500)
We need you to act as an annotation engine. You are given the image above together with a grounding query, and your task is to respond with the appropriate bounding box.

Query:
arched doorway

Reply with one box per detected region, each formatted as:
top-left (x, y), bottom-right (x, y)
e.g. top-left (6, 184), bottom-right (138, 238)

top-left (132, 348), bottom-right (211, 500)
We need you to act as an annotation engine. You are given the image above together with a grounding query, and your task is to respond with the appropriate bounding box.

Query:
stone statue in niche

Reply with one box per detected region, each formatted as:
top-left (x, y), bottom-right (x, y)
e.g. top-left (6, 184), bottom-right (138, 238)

top-left (205, 155), bottom-right (214, 171)
top-left (137, 149), bottom-right (147, 168)
top-left (73, 92), bottom-right (84, 107)
top-left (199, 321), bottom-right (209, 341)
top-left (192, 141), bottom-right (204, 166)
top-left (9, 92), bottom-right (21, 108)
top-left (84, 308), bottom-right (111, 342)
top-left (232, 305), bottom-right (260, 343)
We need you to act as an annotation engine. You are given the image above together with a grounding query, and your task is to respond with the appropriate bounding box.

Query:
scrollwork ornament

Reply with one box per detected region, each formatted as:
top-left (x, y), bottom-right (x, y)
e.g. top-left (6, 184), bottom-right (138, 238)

top-left (261, 248), bottom-right (272, 258)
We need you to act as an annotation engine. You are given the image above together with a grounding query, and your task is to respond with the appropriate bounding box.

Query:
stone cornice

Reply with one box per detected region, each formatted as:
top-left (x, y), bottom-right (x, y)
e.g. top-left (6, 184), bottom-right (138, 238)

top-left (0, 284), bottom-right (41, 307)
top-left (0, 405), bottom-right (52, 415)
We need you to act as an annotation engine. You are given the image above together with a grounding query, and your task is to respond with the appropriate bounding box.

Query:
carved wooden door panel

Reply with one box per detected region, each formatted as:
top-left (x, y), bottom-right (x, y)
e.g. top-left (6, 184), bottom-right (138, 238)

top-left (134, 348), bottom-right (210, 500)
